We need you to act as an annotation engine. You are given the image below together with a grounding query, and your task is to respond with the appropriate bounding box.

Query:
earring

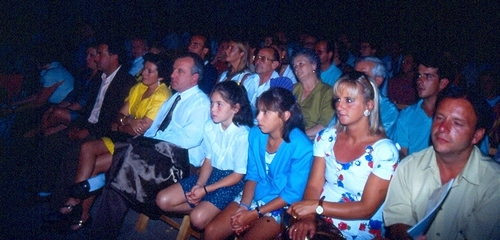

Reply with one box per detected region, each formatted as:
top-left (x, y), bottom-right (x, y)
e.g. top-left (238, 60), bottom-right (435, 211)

top-left (363, 109), bottom-right (371, 116)
top-left (312, 70), bottom-right (316, 73)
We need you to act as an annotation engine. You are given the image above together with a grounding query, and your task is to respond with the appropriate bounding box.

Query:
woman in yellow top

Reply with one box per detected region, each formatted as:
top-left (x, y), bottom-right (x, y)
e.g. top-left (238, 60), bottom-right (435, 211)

top-left (292, 48), bottom-right (335, 139)
top-left (53, 53), bottom-right (171, 231)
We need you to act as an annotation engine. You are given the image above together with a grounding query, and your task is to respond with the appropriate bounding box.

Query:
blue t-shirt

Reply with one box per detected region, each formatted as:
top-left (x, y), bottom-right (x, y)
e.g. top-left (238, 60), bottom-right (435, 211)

top-left (320, 63), bottom-right (343, 87)
top-left (391, 99), bottom-right (432, 155)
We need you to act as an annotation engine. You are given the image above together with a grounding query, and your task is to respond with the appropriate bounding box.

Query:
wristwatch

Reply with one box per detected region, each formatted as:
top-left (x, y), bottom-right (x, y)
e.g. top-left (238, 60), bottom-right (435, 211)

top-left (315, 196), bottom-right (326, 215)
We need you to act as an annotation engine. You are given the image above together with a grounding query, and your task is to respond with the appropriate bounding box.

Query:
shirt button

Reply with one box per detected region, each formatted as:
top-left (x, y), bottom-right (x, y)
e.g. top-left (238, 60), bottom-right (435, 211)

top-left (436, 232), bottom-right (441, 236)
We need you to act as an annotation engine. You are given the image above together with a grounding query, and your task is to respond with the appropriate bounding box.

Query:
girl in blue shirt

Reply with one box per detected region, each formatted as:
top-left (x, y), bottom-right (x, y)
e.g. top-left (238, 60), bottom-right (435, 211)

top-left (205, 87), bottom-right (313, 240)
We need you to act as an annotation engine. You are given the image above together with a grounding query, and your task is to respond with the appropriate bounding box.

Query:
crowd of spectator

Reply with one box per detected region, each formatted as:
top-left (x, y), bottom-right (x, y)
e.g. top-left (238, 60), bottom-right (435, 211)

top-left (1, 22), bottom-right (499, 239)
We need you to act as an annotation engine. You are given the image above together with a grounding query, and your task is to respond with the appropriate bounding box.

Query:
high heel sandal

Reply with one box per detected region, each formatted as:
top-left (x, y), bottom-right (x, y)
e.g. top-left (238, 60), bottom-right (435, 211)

top-left (70, 216), bottom-right (93, 232)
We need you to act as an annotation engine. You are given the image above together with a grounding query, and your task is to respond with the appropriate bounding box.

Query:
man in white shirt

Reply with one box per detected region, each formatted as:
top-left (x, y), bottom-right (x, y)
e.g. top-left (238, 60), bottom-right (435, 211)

top-left (91, 52), bottom-right (210, 239)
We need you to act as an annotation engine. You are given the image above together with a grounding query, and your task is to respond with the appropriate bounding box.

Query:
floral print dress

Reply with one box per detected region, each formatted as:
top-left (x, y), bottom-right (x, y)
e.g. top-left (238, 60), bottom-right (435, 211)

top-left (314, 127), bottom-right (399, 239)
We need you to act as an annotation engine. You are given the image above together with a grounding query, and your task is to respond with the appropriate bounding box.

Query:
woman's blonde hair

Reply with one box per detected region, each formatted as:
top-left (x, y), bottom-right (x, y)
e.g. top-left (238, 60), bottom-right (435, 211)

top-left (229, 40), bottom-right (249, 74)
top-left (333, 71), bottom-right (384, 135)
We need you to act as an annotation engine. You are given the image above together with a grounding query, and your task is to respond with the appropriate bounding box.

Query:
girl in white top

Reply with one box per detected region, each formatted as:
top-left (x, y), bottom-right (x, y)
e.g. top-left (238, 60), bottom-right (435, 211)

top-left (156, 81), bottom-right (254, 230)
top-left (218, 39), bottom-right (252, 85)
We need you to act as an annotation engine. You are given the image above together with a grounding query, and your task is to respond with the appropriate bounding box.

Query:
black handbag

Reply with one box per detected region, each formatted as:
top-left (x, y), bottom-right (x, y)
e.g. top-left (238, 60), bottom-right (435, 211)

top-left (107, 136), bottom-right (190, 208)
top-left (281, 212), bottom-right (345, 240)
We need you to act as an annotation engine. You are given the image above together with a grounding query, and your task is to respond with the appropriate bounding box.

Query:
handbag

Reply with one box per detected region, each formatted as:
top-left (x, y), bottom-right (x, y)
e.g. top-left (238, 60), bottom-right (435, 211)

top-left (281, 212), bottom-right (345, 240)
top-left (107, 136), bottom-right (190, 208)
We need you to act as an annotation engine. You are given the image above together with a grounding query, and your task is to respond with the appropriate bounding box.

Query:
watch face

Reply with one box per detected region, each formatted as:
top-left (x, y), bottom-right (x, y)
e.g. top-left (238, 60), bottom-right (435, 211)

top-left (316, 206), bottom-right (323, 215)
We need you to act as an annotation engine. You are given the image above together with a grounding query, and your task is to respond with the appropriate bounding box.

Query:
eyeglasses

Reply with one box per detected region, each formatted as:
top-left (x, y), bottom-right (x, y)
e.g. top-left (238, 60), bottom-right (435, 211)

top-left (254, 55), bottom-right (276, 63)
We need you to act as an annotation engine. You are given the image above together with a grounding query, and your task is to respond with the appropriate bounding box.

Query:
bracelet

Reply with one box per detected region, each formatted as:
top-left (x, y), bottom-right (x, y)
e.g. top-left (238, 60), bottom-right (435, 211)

top-left (255, 206), bottom-right (263, 218)
top-left (203, 186), bottom-right (208, 195)
top-left (239, 202), bottom-right (251, 210)
top-left (119, 116), bottom-right (126, 125)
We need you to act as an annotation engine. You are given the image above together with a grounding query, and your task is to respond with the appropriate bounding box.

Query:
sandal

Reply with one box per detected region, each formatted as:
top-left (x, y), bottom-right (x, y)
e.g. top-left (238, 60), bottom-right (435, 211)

top-left (70, 216), bottom-right (92, 232)
top-left (44, 203), bottom-right (82, 223)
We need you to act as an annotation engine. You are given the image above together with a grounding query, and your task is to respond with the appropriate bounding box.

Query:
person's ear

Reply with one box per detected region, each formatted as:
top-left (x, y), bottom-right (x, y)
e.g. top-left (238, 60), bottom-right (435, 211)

top-left (272, 60), bottom-right (280, 70)
top-left (439, 78), bottom-right (450, 90)
top-left (202, 47), bottom-right (209, 57)
top-left (232, 103), bottom-right (241, 114)
top-left (282, 110), bottom-right (291, 122)
top-left (366, 100), bottom-right (375, 112)
top-left (471, 128), bottom-right (485, 145)
top-left (328, 51), bottom-right (334, 60)
top-left (375, 76), bottom-right (384, 87)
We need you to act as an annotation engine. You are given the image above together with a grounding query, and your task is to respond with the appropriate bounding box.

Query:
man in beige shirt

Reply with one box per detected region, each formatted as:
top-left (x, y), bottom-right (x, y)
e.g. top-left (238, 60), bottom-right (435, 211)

top-left (383, 89), bottom-right (500, 239)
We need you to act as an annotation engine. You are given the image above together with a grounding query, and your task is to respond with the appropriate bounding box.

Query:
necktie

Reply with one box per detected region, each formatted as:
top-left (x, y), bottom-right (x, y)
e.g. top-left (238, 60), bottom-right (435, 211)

top-left (158, 94), bottom-right (181, 131)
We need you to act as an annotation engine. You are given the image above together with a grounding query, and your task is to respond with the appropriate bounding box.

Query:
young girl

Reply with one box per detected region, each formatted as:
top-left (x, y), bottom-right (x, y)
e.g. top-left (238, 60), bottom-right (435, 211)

top-left (204, 87), bottom-right (313, 240)
top-left (155, 81), bottom-right (254, 230)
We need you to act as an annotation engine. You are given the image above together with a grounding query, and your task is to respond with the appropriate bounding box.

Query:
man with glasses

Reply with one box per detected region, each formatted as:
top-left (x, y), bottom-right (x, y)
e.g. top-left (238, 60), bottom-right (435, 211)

top-left (243, 47), bottom-right (293, 115)
top-left (390, 53), bottom-right (451, 158)
top-left (188, 34), bottom-right (218, 94)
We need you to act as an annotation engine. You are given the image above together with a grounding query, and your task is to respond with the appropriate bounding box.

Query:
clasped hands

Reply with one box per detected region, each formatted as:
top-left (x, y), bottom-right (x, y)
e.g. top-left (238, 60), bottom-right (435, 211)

top-left (185, 184), bottom-right (206, 206)
top-left (230, 205), bottom-right (257, 235)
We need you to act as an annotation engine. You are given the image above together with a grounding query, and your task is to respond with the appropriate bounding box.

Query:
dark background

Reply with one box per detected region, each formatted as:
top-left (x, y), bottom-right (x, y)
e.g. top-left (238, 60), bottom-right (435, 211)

top-left (0, 0), bottom-right (499, 72)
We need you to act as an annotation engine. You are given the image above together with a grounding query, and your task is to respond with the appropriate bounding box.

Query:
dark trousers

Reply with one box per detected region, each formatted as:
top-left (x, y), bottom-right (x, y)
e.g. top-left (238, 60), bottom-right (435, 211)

top-left (90, 185), bottom-right (130, 239)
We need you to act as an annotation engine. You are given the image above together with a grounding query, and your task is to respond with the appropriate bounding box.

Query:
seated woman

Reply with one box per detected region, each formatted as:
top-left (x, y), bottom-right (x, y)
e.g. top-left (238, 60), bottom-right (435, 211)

top-left (292, 48), bottom-right (335, 139)
top-left (51, 53), bottom-right (171, 231)
top-left (287, 72), bottom-right (399, 239)
top-left (272, 41), bottom-right (297, 84)
top-left (218, 39), bottom-right (251, 84)
top-left (26, 44), bottom-right (101, 137)
top-left (156, 81), bottom-right (253, 230)
top-left (204, 87), bottom-right (313, 240)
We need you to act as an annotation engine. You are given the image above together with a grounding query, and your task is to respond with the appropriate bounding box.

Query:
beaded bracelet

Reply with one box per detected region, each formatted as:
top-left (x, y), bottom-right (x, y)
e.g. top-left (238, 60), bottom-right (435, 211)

top-left (255, 206), bottom-right (264, 218)
top-left (239, 202), bottom-right (251, 210)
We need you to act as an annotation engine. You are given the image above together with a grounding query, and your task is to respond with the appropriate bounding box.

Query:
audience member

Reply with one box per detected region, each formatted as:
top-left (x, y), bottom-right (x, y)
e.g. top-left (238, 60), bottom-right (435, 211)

top-left (90, 52), bottom-right (210, 239)
top-left (478, 69), bottom-right (500, 157)
top-left (381, 41), bottom-right (403, 79)
top-left (156, 81), bottom-right (253, 230)
top-left (291, 48), bottom-right (334, 139)
top-left (128, 37), bottom-right (149, 77)
top-left (211, 40), bottom-right (229, 76)
top-left (204, 87), bottom-right (313, 240)
top-left (25, 44), bottom-right (100, 137)
top-left (30, 39), bottom-right (136, 202)
top-left (272, 41), bottom-right (297, 84)
top-left (12, 45), bottom-right (75, 137)
top-left (355, 57), bottom-right (399, 134)
top-left (390, 53), bottom-right (451, 158)
top-left (383, 88), bottom-right (499, 239)
top-left (301, 34), bottom-right (317, 50)
top-left (315, 40), bottom-right (343, 86)
top-left (243, 47), bottom-right (293, 115)
top-left (46, 53), bottom-right (171, 232)
top-left (387, 53), bottom-right (418, 106)
top-left (288, 72), bottom-right (399, 239)
top-left (218, 39), bottom-right (251, 84)
top-left (188, 34), bottom-right (218, 94)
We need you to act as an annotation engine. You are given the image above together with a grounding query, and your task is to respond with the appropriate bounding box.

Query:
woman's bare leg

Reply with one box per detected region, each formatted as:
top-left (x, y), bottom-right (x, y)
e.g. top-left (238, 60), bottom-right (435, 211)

top-left (203, 201), bottom-right (239, 240)
top-left (60, 140), bottom-right (109, 214)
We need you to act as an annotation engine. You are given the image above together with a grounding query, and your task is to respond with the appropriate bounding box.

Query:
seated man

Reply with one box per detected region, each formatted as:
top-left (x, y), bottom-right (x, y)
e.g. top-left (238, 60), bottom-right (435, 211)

top-left (90, 52), bottom-right (210, 239)
top-left (390, 54), bottom-right (451, 158)
top-left (383, 88), bottom-right (500, 239)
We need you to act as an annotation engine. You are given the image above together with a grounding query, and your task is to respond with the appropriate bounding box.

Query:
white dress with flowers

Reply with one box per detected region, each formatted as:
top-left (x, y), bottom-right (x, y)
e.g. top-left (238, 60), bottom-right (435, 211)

top-left (313, 127), bottom-right (399, 240)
